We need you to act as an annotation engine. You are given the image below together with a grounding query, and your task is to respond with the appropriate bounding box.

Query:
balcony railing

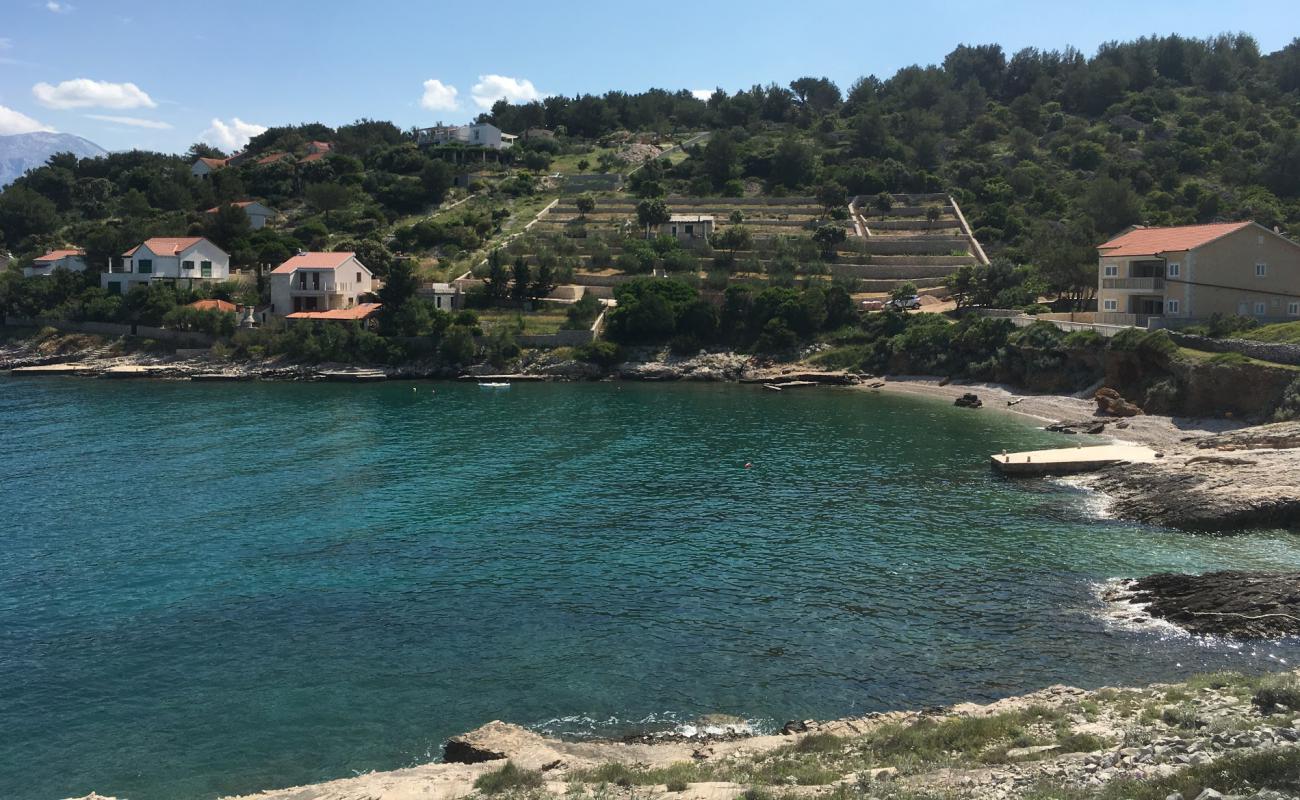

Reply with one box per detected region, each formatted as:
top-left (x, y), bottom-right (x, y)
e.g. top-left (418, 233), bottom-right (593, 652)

top-left (292, 281), bottom-right (353, 294)
top-left (1102, 277), bottom-right (1164, 290)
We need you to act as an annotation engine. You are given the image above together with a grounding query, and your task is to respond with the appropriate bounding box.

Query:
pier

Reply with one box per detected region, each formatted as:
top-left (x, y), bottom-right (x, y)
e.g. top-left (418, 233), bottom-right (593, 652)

top-left (991, 445), bottom-right (1158, 476)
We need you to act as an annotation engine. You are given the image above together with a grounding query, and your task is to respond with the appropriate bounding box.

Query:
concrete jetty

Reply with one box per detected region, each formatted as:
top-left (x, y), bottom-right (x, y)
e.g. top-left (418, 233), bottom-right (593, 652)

top-left (319, 369), bottom-right (388, 382)
top-left (103, 365), bottom-right (170, 378)
top-left (991, 444), bottom-right (1159, 476)
top-left (8, 363), bottom-right (85, 376)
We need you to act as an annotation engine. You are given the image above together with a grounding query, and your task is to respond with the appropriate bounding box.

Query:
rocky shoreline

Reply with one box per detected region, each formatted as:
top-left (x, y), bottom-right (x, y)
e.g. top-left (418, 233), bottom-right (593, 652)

top-left (1103, 572), bottom-right (1300, 638)
top-left (67, 670), bottom-right (1300, 800)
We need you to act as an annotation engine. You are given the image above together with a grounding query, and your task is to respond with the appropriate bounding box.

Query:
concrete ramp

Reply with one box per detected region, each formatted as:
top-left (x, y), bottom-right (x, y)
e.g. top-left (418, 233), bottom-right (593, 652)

top-left (992, 445), bottom-right (1158, 476)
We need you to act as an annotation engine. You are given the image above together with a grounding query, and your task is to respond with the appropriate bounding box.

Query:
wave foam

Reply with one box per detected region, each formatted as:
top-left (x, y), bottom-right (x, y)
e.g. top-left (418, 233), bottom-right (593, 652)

top-left (1091, 578), bottom-right (1189, 637)
top-left (1051, 475), bottom-right (1117, 520)
top-left (532, 711), bottom-right (764, 741)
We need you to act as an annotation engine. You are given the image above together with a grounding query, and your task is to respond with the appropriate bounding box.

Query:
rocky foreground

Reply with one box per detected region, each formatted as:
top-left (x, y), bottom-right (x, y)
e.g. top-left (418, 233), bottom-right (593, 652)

top-left (63, 671), bottom-right (1300, 800)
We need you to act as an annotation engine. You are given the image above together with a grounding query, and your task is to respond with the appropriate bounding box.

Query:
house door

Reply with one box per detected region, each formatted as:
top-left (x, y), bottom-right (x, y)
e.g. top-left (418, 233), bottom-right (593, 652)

top-left (1238, 302), bottom-right (1249, 315)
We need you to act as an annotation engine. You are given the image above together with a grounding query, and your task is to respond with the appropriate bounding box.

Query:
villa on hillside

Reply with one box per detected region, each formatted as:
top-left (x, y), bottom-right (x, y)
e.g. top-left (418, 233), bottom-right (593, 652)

top-left (25, 249), bottom-right (87, 278)
top-left (102, 237), bottom-right (230, 295)
top-left (659, 214), bottom-right (714, 242)
top-left (205, 200), bottom-right (278, 229)
top-left (269, 251), bottom-right (376, 318)
top-left (1096, 222), bottom-right (1300, 326)
top-left (415, 122), bottom-right (516, 150)
top-left (190, 157), bottom-right (228, 178)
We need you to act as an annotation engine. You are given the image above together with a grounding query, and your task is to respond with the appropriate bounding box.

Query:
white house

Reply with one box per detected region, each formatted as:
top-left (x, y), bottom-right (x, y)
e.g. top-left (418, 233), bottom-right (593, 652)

top-left (102, 237), bottom-right (231, 295)
top-left (416, 122), bottom-right (515, 150)
top-left (417, 282), bottom-right (462, 312)
top-left (26, 249), bottom-right (88, 278)
top-left (191, 157), bottom-right (227, 179)
top-left (658, 214), bottom-right (714, 242)
top-left (269, 251), bottom-right (376, 317)
top-left (205, 200), bottom-right (278, 230)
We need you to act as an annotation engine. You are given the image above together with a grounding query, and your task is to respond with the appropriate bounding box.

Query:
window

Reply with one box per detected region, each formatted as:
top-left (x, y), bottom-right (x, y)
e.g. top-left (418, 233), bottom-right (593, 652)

top-left (1103, 299), bottom-right (1118, 311)
top-left (182, 260), bottom-right (195, 270)
top-left (200, 260), bottom-right (212, 278)
top-left (356, 272), bottom-right (362, 283)
top-left (1166, 299), bottom-right (1180, 313)
top-left (1255, 302), bottom-right (1267, 315)
top-left (1256, 263), bottom-right (1268, 277)
top-left (435, 296), bottom-right (443, 309)
top-left (106, 281), bottom-right (121, 295)
top-left (138, 259), bottom-right (152, 274)
top-left (1289, 302), bottom-right (1299, 316)
top-left (1103, 264), bottom-right (1119, 277)
top-left (1167, 262), bottom-right (1180, 278)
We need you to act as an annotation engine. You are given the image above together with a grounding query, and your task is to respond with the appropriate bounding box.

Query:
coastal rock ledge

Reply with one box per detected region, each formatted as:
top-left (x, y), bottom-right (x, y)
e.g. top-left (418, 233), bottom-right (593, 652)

top-left (1107, 571), bottom-right (1300, 638)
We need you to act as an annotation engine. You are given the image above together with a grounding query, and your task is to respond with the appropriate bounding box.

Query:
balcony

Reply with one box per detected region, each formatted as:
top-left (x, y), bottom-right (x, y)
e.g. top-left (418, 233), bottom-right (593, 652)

top-left (291, 281), bottom-right (354, 295)
top-left (1102, 277), bottom-right (1164, 291)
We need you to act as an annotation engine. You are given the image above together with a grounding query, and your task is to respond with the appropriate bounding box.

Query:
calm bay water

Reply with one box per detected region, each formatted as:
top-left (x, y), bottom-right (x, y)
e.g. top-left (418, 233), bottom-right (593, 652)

top-left (3, 378), bottom-right (1300, 800)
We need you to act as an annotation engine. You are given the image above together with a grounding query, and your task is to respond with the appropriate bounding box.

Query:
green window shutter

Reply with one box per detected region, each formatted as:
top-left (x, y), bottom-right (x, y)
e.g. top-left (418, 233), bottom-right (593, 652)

top-left (107, 281), bottom-right (121, 295)
top-left (201, 260), bottom-right (212, 277)
top-left (138, 259), bottom-right (152, 274)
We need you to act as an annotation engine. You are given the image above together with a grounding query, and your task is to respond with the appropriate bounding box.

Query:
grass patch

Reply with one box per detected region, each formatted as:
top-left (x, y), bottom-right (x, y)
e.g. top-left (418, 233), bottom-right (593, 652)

top-left (1240, 321), bottom-right (1300, 344)
top-left (1178, 346), bottom-right (1300, 371)
top-left (855, 706), bottom-right (1064, 773)
top-left (476, 311), bottom-right (569, 335)
top-left (571, 761), bottom-right (710, 787)
top-left (474, 762), bottom-right (545, 795)
top-left (793, 733), bottom-right (845, 754)
top-left (808, 344), bottom-right (872, 370)
top-left (1254, 674), bottom-right (1300, 715)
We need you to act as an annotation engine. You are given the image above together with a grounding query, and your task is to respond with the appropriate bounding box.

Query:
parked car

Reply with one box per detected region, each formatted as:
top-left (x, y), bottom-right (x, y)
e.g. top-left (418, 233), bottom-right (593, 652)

top-left (886, 295), bottom-right (922, 311)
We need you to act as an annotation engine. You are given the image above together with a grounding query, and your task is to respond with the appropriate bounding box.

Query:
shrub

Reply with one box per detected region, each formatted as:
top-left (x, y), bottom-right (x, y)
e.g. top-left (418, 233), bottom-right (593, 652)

top-left (1274, 376), bottom-right (1300, 421)
top-left (574, 340), bottom-right (622, 368)
top-left (1253, 676), bottom-right (1300, 714)
top-left (473, 762), bottom-right (543, 795)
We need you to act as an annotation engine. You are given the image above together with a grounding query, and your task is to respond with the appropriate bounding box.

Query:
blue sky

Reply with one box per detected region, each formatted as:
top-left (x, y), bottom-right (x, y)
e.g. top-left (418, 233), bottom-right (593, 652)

top-left (1, 0), bottom-right (1296, 154)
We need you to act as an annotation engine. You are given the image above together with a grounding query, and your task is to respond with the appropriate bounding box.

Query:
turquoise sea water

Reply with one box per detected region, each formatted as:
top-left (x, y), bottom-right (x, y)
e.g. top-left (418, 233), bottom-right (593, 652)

top-left (3, 379), bottom-right (1300, 800)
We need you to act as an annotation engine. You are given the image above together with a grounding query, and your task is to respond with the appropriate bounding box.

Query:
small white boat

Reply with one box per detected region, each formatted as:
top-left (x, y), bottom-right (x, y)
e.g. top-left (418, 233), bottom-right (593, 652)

top-left (478, 381), bottom-right (511, 388)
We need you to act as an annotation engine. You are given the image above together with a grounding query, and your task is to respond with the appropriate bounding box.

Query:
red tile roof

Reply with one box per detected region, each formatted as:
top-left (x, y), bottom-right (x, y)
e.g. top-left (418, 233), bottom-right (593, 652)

top-left (196, 157), bottom-right (227, 169)
top-left (256, 152), bottom-right (293, 165)
top-left (204, 200), bottom-right (269, 214)
top-left (188, 299), bottom-right (237, 313)
top-left (299, 151), bottom-right (328, 162)
top-left (34, 249), bottom-right (84, 262)
top-left (123, 237), bottom-right (207, 257)
top-left (286, 302), bottom-right (382, 321)
top-left (271, 251), bottom-right (356, 274)
top-left (1097, 222), bottom-right (1254, 257)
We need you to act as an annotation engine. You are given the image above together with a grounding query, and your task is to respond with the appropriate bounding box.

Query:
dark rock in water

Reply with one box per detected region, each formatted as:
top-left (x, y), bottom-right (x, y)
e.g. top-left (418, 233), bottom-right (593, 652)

top-left (954, 393), bottom-right (982, 408)
top-left (1123, 571), bottom-right (1300, 638)
top-left (782, 720), bottom-right (811, 735)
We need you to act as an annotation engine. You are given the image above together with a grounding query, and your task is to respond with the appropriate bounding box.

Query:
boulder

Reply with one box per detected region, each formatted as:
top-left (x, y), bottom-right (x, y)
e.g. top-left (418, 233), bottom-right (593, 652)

top-left (1095, 387), bottom-right (1143, 417)
top-left (954, 393), bottom-right (982, 408)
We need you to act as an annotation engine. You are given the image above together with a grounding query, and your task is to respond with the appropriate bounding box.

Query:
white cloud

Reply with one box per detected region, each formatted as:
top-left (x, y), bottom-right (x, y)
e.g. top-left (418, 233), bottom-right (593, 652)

top-left (691, 88), bottom-right (714, 102)
top-left (0, 104), bottom-right (54, 134)
top-left (201, 117), bottom-right (267, 150)
top-left (470, 74), bottom-right (540, 110)
top-left (46, 1), bottom-right (73, 13)
top-left (33, 78), bottom-right (156, 110)
top-left (420, 79), bottom-right (459, 112)
top-left (86, 114), bottom-right (172, 130)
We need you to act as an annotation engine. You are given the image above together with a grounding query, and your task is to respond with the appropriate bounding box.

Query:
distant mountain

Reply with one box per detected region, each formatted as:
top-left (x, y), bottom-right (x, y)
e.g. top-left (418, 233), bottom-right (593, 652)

top-left (0, 132), bottom-right (108, 187)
